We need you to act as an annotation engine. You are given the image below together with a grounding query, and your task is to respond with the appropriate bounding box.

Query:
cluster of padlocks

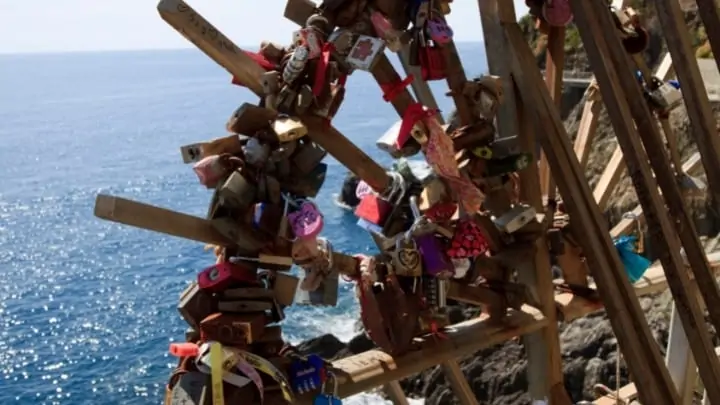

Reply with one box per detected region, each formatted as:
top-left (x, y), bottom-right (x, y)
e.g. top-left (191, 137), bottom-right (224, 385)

top-left (158, 0), bottom-right (692, 404)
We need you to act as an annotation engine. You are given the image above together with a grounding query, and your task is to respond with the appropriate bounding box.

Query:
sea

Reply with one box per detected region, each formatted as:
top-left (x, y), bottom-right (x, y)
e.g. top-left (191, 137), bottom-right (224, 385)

top-left (0, 44), bottom-right (487, 404)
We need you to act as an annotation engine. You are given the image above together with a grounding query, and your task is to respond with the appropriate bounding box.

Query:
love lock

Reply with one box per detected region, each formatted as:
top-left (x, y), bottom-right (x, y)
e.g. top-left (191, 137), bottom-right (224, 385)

top-left (542, 0), bottom-right (573, 27)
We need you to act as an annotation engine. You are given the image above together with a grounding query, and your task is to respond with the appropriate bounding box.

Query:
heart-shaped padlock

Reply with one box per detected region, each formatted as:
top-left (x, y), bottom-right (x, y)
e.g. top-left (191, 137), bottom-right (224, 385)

top-left (288, 201), bottom-right (324, 240)
top-left (393, 237), bottom-right (422, 277)
top-left (426, 17), bottom-right (454, 45)
top-left (447, 219), bottom-right (489, 258)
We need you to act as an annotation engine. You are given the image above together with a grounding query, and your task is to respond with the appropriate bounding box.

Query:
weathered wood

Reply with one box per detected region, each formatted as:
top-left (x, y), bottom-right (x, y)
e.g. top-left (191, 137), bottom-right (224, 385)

top-left (372, 54), bottom-right (417, 117)
top-left (441, 361), bottom-right (479, 405)
top-left (539, 26), bottom-right (565, 208)
top-left (572, 1), bottom-right (720, 402)
top-left (157, 0), bottom-right (265, 97)
top-left (398, 47), bottom-right (444, 124)
top-left (293, 310), bottom-right (548, 403)
top-left (592, 146), bottom-right (625, 211)
top-left (653, 0), bottom-right (720, 209)
top-left (442, 41), bottom-right (473, 126)
top-left (512, 74), bottom-right (571, 404)
top-left (477, 0), bottom-right (518, 138)
top-left (573, 84), bottom-right (602, 169)
top-left (383, 381), bottom-right (409, 405)
top-left (504, 19), bottom-right (679, 405)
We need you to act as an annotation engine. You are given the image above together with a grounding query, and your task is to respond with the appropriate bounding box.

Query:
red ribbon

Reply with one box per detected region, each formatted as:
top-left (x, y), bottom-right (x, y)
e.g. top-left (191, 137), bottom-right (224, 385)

top-left (313, 42), bottom-right (335, 97)
top-left (380, 75), bottom-right (415, 102)
top-left (230, 50), bottom-right (276, 88)
top-left (396, 102), bottom-right (437, 149)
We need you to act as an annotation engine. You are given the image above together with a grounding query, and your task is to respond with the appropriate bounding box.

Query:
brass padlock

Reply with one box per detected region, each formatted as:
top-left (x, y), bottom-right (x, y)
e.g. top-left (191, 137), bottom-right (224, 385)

top-left (271, 115), bottom-right (308, 143)
top-left (291, 140), bottom-right (327, 175)
top-left (218, 170), bottom-right (257, 212)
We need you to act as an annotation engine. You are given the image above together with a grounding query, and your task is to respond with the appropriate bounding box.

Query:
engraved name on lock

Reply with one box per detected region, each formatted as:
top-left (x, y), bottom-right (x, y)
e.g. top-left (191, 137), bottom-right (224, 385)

top-left (394, 238), bottom-right (421, 276)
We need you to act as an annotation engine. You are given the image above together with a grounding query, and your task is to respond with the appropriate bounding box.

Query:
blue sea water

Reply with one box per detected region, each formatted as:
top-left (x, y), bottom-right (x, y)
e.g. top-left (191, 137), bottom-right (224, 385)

top-left (0, 45), bottom-right (487, 404)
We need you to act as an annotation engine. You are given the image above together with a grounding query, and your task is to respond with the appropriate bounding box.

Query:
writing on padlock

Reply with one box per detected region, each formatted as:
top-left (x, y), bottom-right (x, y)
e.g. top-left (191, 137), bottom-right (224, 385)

top-left (288, 200), bottom-right (324, 240)
top-left (289, 354), bottom-right (326, 394)
top-left (346, 35), bottom-right (385, 71)
top-left (392, 236), bottom-right (423, 277)
top-left (426, 16), bottom-right (453, 45)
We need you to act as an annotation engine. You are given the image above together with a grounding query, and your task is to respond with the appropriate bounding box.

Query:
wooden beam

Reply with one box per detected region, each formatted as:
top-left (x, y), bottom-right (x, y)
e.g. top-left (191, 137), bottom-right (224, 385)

top-left (441, 361), bottom-right (479, 405)
top-left (442, 41), bottom-right (473, 126)
top-left (572, 1), bottom-right (720, 403)
top-left (653, 0), bottom-right (720, 209)
top-left (397, 48), bottom-right (444, 124)
top-left (292, 310), bottom-right (548, 403)
top-left (477, 0), bottom-right (518, 138)
top-left (540, 26), bottom-right (565, 208)
top-left (157, 0), bottom-right (265, 97)
top-left (573, 84), bottom-right (602, 169)
top-left (504, 19), bottom-right (680, 405)
top-left (592, 146), bottom-right (625, 211)
top-left (383, 381), bottom-right (409, 405)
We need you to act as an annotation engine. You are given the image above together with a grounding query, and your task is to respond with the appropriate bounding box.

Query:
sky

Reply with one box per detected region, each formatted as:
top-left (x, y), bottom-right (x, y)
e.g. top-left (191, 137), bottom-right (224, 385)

top-left (0, 0), bottom-right (529, 54)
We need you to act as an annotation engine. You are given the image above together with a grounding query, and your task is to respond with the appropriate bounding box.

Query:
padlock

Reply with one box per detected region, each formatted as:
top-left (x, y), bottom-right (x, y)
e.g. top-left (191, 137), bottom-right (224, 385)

top-left (426, 16), bottom-right (453, 45)
top-left (313, 373), bottom-right (342, 405)
top-left (345, 35), bottom-right (386, 71)
top-left (221, 287), bottom-right (274, 300)
top-left (295, 269), bottom-right (339, 306)
top-left (327, 28), bottom-right (355, 56)
top-left (226, 103), bottom-right (277, 135)
top-left (169, 371), bottom-right (212, 405)
top-left (218, 170), bottom-right (257, 212)
top-left (291, 140), bottom-right (327, 175)
top-left (252, 202), bottom-right (284, 236)
top-left (217, 300), bottom-right (273, 313)
top-left (233, 254), bottom-right (294, 272)
top-left (283, 46), bottom-right (310, 85)
top-left (289, 354), bottom-right (325, 394)
top-left (394, 158), bottom-right (434, 184)
top-left (259, 41), bottom-right (286, 65)
top-left (288, 200), bottom-right (324, 240)
top-left (296, 85), bottom-right (314, 115)
top-left (181, 135), bottom-right (248, 164)
top-left (370, 10), bottom-right (404, 52)
top-left (212, 217), bottom-right (270, 253)
top-left (180, 142), bottom-right (206, 164)
top-left (178, 281), bottom-right (217, 329)
top-left (261, 71), bottom-right (281, 110)
top-left (292, 28), bottom-right (323, 59)
top-left (272, 272), bottom-right (300, 306)
top-left (649, 81), bottom-right (683, 113)
top-left (447, 218), bottom-right (489, 258)
top-left (243, 138), bottom-right (271, 167)
top-left (199, 312), bottom-right (268, 346)
top-left (192, 155), bottom-right (232, 189)
top-left (376, 119), bottom-right (425, 157)
top-left (313, 80), bottom-right (345, 121)
top-left (283, 162), bottom-right (327, 198)
top-left (542, 0), bottom-right (573, 27)
top-left (277, 85), bottom-right (299, 114)
top-left (409, 197), bottom-right (454, 278)
top-left (354, 183), bottom-right (403, 227)
top-left (271, 116), bottom-right (307, 143)
top-left (197, 261), bottom-right (259, 292)
top-left (493, 204), bottom-right (537, 234)
top-left (484, 153), bottom-right (533, 177)
top-left (419, 44), bottom-right (447, 81)
top-left (392, 236), bottom-right (422, 277)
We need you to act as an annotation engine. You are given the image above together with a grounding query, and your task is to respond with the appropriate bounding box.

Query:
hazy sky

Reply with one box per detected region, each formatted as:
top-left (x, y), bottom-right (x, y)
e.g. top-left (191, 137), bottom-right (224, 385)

top-left (0, 0), bottom-right (529, 54)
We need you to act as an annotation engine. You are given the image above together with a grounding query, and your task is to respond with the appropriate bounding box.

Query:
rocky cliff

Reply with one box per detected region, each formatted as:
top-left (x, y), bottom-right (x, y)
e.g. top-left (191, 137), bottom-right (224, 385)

top-left (310, 3), bottom-right (720, 404)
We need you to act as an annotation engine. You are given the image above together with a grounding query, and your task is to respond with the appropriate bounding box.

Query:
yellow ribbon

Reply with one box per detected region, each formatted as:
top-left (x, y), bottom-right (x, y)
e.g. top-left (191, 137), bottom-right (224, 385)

top-left (210, 342), bottom-right (225, 405)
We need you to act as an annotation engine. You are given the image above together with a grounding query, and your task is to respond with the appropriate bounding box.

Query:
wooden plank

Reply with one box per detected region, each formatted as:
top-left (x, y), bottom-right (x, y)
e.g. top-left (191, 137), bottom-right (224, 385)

top-left (157, 0), bottom-right (265, 97)
top-left (512, 77), bottom-right (571, 404)
top-left (654, 0), bottom-right (720, 209)
top-left (592, 146), bottom-right (625, 211)
top-left (383, 381), bottom-right (409, 405)
top-left (442, 41), bottom-right (473, 126)
top-left (94, 194), bottom-right (231, 246)
top-left (397, 47), bottom-right (444, 124)
top-left (441, 360), bottom-right (479, 405)
top-left (477, 0), bottom-right (518, 138)
top-left (593, 383), bottom-right (638, 405)
top-left (539, 26), bottom-right (565, 208)
top-left (504, 18), bottom-right (680, 405)
top-left (573, 84), bottom-right (603, 169)
top-left (372, 54), bottom-right (417, 117)
top-left (572, 1), bottom-right (720, 402)
top-left (665, 303), bottom-right (698, 405)
top-left (293, 310), bottom-right (548, 403)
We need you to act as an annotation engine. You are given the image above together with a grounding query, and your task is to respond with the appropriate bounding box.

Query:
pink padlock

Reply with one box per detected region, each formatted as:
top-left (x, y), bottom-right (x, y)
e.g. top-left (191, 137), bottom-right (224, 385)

top-left (542, 0), bottom-right (573, 27)
top-left (288, 201), bottom-right (324, 240)
top-left (426, 17), bottom-right (454, 45)
top-left (192, 155), bottom-right (227, 188)
top-left (355, 180), bottom-right (373, 200)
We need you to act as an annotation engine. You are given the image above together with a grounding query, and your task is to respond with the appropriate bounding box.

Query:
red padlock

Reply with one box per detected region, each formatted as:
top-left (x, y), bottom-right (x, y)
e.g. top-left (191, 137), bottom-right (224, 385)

top-left (419, 45), bottom-right (447, 81)
top-left (354, 179), bottom-right (405, 227)
top-left (197, 261), bottom-right (258, 292)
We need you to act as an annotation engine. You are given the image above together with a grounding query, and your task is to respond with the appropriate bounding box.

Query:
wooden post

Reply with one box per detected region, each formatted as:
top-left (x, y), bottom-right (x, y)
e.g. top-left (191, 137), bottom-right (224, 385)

top-left (653, 0), bottom-right (720, 209)
top-left (157, 0), bottom-right (266, 97)
top-left (593, 147), bottom-right (625, 211)
top-left (573, 83), bottom-right (602, 169)
top-left (383, 381), bottom-right (410, 405)
top-left (441, 361), bottom-right (480, 405)
top-left (477, 0), bottom-right (519, 138)
top-left (397, 48), bottom-right (445, 124)
top-left (504, 17), bottom-right (680, 405)
top-left (571, 1), bottom-right (720, 403)
top-left (540, 26), bottom-right (565, 209)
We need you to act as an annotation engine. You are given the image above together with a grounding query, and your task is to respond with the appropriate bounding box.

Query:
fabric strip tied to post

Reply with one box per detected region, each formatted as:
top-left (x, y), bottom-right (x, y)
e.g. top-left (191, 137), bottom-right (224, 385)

top-left (380, 75), bottom-right (415, 102)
